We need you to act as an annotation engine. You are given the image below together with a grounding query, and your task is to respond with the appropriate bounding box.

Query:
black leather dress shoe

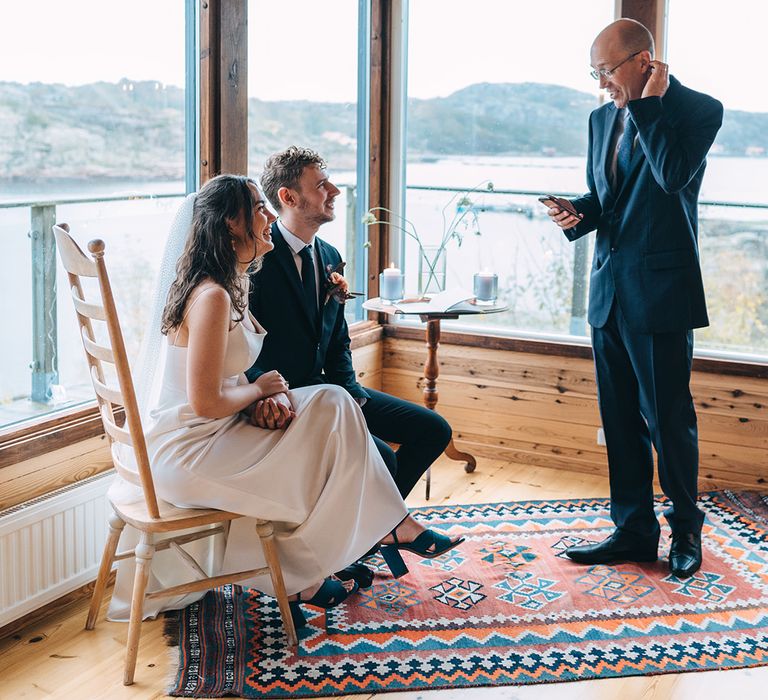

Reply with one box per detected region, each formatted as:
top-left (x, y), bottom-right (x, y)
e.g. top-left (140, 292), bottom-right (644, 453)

top-left (565, 530), bottom-right (659, 565)
top-left (669, 532), bottom-right (702, 578)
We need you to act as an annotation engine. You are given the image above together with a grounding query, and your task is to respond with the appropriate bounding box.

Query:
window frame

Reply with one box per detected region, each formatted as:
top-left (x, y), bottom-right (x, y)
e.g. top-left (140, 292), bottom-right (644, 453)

top-left (383, 0), bottom-right (768, 364)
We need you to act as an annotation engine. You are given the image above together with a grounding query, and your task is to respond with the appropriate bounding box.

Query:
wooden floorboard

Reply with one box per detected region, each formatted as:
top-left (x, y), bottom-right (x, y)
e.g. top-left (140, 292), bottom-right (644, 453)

top-left (1, 454), bottom-right (766, 699)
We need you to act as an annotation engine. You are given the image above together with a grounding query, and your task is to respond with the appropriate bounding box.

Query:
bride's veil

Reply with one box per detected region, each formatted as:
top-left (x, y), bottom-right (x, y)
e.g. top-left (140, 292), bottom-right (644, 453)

top-left (108, 192), bottom-right (224, 621)
top-left (134, 192), bottom-right (197, 423)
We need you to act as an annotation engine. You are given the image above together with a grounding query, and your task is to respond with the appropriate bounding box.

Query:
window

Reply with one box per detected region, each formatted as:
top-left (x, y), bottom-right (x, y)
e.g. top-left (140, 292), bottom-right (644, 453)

top-left (247, 0), bottom-right (369, 322)
top-left (667, 0), bottom-right (768, 359)
top-left (0, 1), bottom-right (193, 432)
top-left (400, 0), bottom-right (615, 339)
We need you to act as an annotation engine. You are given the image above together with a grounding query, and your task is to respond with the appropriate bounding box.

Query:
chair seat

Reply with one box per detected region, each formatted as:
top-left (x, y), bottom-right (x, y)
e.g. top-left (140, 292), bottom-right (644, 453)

top-left (112, 498), bottom-right (243, 533)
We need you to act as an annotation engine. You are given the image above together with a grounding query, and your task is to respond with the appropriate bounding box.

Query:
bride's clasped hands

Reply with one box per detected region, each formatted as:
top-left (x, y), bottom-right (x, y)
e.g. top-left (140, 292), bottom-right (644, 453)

top-left (246, 373), bottom-right (296, 430)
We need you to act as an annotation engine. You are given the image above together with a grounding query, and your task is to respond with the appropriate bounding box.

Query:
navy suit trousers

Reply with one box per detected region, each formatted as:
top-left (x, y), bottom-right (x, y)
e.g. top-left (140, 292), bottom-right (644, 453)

top-left (591, 302), bottom-right (705, 538)
top-left (361, 388), bottom-right (452, 499)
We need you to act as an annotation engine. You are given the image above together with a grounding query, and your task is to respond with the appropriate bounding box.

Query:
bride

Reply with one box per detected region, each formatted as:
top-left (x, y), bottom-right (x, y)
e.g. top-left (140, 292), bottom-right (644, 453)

top-left (109, 174), bottom-right (462, 627)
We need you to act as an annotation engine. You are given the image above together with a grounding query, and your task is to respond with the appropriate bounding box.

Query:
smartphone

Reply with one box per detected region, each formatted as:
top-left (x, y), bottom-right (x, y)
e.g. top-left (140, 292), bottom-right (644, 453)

top-left (538, 195), bottom-right (583, 219)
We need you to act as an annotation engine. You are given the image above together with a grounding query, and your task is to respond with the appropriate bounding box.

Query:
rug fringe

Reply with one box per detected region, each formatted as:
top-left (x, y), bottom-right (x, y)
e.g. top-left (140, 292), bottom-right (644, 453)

top-left (164, 646), bottom-right (183, 697)
top-left (163, 611), bottom-right (184, 696)
top-left (163, 610), bottom-right (181, 648)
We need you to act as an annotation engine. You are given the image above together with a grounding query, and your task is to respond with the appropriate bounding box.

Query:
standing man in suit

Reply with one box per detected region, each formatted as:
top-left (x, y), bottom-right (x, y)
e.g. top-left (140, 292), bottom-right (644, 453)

top-left (546, 19), bottom-right (723, 578)
top-left (247, 146), bottom-right (452, 500)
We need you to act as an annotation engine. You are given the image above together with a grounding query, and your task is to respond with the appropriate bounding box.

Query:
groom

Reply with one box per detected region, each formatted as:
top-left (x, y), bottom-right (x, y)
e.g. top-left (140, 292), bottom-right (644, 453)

top-left (246, 146), bottom-right (452, 499)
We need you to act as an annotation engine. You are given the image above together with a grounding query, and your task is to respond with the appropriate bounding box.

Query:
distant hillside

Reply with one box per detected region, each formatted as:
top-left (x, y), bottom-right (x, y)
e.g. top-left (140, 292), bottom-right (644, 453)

top-left (0, 80), bottom-right (186, 181)
top-left (407, 82), bottom-right (595, 156)
top-left (1, 79), bottom-right (766, 186)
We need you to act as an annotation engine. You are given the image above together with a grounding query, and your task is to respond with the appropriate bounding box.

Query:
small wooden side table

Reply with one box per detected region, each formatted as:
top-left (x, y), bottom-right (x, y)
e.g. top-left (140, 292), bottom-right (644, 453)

top-left (364, 297), bottom-right (508, 499)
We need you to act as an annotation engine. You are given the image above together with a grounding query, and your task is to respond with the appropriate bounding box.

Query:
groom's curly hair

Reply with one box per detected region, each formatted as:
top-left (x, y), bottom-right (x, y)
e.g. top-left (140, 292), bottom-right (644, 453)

top-left (260, 146), bottom-right (326, 211)
top-left (161, 174), bottom-right (260, 334)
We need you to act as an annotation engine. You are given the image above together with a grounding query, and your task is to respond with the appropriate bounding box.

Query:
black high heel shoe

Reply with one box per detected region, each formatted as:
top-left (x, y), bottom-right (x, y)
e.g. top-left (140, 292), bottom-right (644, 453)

top-left (335, 562), bottom-right (375, 589)
top-left (380, 528), bottom-right (465, 578)
top-left (288, 576), bottom-right (359, 628)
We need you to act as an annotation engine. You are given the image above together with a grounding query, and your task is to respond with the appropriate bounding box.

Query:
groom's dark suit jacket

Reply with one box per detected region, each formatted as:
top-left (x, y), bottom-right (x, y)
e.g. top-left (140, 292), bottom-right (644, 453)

top-left (246, 221), bottom-right (451, 499)
top-left (245, 222), bottom-right (368, 400)
top-left (565, 76), bottom-right (723, 333)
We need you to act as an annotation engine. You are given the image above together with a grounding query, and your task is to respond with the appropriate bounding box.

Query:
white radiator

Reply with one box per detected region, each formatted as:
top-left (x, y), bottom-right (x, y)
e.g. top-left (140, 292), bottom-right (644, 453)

top-left (0, 473), bottom-right (112, 627)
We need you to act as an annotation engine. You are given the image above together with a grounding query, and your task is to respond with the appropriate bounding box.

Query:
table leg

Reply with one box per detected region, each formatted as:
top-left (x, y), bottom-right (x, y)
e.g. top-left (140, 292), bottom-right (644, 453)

top-left (445, 440), bottom-right (477, 473)
top-left (422, 319), bottom-right (477, 501)
top-left (423, 319), bottom-right (440, 410)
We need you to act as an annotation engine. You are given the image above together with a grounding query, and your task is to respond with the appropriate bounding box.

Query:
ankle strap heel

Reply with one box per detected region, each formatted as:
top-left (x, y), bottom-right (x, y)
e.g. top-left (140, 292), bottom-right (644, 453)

top-left (380, 545), bottom-right (409, 578)
top-left (289, 601), bottom-right (307, 628)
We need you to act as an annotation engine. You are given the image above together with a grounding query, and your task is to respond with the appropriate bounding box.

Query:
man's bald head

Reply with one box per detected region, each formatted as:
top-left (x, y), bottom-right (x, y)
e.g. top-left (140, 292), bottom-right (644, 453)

top-left (593, 18), bottom-right (655, 58)
top-left (590, 19), bottom-right (655, 108)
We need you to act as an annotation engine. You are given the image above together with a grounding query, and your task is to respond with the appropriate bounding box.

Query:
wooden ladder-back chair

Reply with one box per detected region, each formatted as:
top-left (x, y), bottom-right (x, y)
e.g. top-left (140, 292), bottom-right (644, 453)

top-left (52, 224), bottom-right (297, 685)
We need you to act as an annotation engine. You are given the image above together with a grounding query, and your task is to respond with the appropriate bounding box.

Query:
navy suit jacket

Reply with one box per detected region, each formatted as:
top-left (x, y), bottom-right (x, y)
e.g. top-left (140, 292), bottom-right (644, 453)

top-left (565, 76), bottom-right (723, 334)
top-left (245, 222), bottom-right (369, 399)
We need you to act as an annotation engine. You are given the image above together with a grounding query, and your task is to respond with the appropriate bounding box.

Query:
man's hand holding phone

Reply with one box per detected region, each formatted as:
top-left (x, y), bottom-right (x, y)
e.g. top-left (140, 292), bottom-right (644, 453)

top-left (538, 195), bottom-right (583, 230)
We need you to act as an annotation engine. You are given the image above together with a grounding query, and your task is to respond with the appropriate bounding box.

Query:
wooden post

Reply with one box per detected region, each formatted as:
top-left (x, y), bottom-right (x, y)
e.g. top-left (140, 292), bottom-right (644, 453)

top-left (219, 0), bottom-right (248, 175)
top-left (619, 0), bottom-right (665, 57)
top-left (367, 0), bottom-right (392, 311)
top-left (199, 0), bottom-right (248, 183)
top-left (199, 0), bottom-right (219, 183)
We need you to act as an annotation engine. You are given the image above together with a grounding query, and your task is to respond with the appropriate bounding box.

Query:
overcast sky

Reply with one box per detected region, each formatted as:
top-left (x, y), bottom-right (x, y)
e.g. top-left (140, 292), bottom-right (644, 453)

top-left (0, 1), bottom-right (765, 113)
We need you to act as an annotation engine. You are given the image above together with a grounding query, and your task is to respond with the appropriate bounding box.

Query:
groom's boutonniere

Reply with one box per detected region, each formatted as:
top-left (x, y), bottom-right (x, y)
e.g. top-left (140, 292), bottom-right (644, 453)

top-left (324, 262), bottom-right (364, 305)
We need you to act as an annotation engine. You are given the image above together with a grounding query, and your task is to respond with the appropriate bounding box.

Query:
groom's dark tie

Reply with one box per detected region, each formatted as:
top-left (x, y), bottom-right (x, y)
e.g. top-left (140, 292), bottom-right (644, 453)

top-left (615, 110), bottom-right (637, 190)
top-left (299, 244), bottom-right (318, 325)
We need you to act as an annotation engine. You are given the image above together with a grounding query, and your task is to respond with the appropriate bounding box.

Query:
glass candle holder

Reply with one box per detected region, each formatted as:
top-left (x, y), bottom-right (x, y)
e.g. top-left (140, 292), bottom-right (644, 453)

top-left (473, 271), bottom-right (498, 305)
top-left (379, 269), bottom-right (404, 304)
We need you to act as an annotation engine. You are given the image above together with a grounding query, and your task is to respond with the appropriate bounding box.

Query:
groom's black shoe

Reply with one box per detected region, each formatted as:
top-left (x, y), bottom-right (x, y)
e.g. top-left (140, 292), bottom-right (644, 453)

top-left (669, 532), bottom-right (702, 578)
top-left (565, 530), bottom-right (658, 565)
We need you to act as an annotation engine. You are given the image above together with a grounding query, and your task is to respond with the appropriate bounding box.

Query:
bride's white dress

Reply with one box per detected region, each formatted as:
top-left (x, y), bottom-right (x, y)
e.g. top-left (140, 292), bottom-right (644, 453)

top-left (107, 306), bottom-right (406, 620)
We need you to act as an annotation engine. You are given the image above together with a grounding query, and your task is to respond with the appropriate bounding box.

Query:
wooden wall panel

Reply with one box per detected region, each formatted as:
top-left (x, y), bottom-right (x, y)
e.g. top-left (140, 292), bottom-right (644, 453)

top-left (354, 341), bottom-right (383, 391)
top-left (0, 436), bottom-right (112, 512)
top-left (0, 342), bottom-right (383, 512)
top-left (5, 334), bottom-right (764, 512)
top-left (382, 337), bottom-right (768, 490)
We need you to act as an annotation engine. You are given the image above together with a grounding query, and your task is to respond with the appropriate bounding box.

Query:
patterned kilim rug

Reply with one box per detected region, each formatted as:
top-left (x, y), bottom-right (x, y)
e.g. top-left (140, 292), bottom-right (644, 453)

top-left (166, 491), bottom-right (768, 698)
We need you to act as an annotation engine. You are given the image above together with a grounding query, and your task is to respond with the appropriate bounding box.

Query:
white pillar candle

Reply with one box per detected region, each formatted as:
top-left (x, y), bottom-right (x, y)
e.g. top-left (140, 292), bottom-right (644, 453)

top-left (380, 266), bottom-right (404, 303)
top-left (473, 271), bottom-right (498, 303)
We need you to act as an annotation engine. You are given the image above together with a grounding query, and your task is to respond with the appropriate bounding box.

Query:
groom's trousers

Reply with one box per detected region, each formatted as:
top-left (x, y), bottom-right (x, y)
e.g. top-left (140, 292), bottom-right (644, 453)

top-left (361, 388), bottom-right (452, 499)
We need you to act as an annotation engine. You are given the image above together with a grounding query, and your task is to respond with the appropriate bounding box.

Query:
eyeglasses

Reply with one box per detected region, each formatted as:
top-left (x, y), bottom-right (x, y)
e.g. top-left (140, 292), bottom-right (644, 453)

top-left (590, 51), bottom-right (641, 80)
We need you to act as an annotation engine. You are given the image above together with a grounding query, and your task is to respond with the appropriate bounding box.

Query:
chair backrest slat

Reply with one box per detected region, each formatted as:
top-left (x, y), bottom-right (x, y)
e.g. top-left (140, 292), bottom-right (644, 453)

top-left (54, 226), bottom-right (98, 278)
top-left (101, 406), bottom-right (133, 446)
top-left (53, 225), bottom-right (161, 519)
top-left (110, 443), bottom-right (143, 487)
top-left (81, 328), bottom-right (115, 364)
top-left (90, 366), bottom-right (125, 407)
top-left (72, 293), bottom-right (108, 322)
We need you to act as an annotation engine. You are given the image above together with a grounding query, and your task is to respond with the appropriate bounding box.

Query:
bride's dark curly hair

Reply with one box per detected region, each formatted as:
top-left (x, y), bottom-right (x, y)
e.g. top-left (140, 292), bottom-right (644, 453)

top-left (161, 174), bottom-right (261, 334)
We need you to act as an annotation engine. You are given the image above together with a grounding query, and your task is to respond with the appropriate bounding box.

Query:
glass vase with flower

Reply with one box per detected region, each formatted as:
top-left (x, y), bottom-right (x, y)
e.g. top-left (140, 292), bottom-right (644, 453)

top-left (363, 181), bottom-right (494, 295)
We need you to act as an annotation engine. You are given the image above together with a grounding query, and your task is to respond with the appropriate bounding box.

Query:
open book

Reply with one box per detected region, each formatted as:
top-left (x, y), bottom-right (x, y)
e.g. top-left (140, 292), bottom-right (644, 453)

top-left (391, 288), bottom-right (475, 314)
